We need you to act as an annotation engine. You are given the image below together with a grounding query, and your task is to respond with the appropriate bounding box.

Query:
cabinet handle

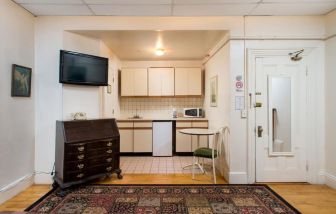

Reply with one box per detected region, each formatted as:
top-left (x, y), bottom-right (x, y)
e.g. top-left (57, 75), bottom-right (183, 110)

top-left (77, 154), bottom-right (85, 160)
top-left (106, 166), bottom-right (112, 172)
top-left (107, 149), bottom-right (113, 154)
top-left (77, 173), bottom-right (84, 178)
top-left (106, 158), bottom-right (112, 162)
top-left (107, 142), bottom-right (112, 147)
top-left (77, 146), bottom-right (85, 152)
top-left (77, 164), bottom-right (84, 169)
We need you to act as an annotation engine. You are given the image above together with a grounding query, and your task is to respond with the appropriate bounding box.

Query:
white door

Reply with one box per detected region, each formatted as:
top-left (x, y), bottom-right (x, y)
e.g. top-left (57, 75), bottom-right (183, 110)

top-left (255, 56), bottom-right (308, 182)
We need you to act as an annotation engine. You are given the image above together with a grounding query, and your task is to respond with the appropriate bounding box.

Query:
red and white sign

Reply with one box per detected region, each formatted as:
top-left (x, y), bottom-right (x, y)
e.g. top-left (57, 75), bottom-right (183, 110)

top-left (236, 81), bottom-right (243, 89)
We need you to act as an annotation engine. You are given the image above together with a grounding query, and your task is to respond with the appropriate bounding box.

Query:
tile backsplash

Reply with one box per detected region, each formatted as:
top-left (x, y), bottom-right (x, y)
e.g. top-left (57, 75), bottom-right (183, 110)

top-left (120, 97), bottom-right (204, 118)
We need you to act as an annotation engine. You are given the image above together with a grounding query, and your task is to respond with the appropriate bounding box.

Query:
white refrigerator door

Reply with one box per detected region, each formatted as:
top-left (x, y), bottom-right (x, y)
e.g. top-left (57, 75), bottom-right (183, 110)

top-left (153, 122), bottom-right (173, 156)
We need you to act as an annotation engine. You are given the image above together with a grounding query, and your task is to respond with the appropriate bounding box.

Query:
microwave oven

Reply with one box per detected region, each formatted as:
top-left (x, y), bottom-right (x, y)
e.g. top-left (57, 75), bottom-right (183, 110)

top-left (183, 108), bottom-right (204, 118)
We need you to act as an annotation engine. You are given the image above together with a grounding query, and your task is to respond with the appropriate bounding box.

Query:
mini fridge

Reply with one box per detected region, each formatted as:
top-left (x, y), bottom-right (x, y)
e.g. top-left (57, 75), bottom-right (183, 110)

top-left (152, 121), bottom-right (173, 156)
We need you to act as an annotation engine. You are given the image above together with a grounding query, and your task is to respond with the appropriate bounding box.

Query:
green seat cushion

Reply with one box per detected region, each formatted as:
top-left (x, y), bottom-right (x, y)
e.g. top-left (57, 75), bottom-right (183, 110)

top-left (193, 147), bottom-right (217, 158)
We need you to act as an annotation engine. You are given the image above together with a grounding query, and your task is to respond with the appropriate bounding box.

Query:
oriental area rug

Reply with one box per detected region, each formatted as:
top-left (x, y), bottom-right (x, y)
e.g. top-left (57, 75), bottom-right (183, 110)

top-left (25, 184), bottom-right (300, 214)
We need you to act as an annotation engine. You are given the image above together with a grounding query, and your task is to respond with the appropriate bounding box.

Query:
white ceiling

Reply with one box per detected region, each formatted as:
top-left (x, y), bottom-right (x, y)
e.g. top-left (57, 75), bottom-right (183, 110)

top-left (71, 30), bottom-right (227, 60)
top-left (13, 0), bottom-right (336, 16)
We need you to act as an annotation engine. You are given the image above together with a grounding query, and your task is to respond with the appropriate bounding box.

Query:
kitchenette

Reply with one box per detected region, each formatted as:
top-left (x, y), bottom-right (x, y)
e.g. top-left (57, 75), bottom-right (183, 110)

top-left (117, 65), bottom-right (208, 157)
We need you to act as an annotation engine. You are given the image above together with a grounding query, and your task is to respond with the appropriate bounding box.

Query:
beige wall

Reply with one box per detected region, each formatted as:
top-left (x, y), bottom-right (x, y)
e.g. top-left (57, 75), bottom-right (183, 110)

top-left (0, 0), bottom-right (35, 203)
top-left (325, 10), bottom-right (336, 189)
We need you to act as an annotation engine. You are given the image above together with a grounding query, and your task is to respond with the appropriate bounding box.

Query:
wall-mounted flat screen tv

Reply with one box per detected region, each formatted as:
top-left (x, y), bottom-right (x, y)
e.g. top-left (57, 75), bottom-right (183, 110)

top-left (60, 50), bottom-right (108, 86)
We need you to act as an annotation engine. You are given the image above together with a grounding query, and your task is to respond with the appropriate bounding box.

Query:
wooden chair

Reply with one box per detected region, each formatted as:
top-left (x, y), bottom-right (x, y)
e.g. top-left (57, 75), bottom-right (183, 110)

top-left (192, 127), bottom-right (230, 184)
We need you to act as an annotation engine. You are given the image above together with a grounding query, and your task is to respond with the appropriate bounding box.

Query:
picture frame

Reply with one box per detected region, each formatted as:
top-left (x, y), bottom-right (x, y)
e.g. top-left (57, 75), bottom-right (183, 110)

top-left (210, 75), bottom-right (218, 107)
top-left (11, 64), bottom-right (32, 97)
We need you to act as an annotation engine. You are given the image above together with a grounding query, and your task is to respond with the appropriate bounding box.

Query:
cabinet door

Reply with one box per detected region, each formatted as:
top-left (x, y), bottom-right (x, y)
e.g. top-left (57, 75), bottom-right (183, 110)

top-left (134, 129), bottom-right (153, 152)
top-left (187, 68), bottom-right (202, 96)
top-left (161, 68), bottom-right (174, 96)
top-left (176, 130), bottom-right (192, 152)
top-left (133, 68), bottom-right (148, 96)
top-left (148, 68), bottom-right (162, 96)
top-left (119, 129), bottom-right (133, 152)
top-left (121, 69), bottom-right (134, 96)
top-left (192, 135), bottom-right (209, 151)
top-left (174, 68), bottom-right (188, 95)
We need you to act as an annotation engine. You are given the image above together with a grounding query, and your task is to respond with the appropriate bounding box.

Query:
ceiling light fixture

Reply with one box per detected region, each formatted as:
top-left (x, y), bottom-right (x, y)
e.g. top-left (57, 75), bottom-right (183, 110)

top-left (155, 48), bottom-right (165, 56)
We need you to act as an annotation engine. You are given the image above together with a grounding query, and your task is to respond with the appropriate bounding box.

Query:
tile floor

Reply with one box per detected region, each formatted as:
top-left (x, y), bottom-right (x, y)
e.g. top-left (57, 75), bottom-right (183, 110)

top-left (120, 156), bottom-right (213, 174)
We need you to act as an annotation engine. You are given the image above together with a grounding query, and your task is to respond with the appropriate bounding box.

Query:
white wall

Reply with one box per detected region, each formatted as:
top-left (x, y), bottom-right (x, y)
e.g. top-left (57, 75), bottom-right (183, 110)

top-left (34, 15), bottom-right (326, 184)
top-left (227, 40), bottom-right (247, 183)
top-left (0, 0), bottom-right (35, 203)
top-left (100, 41), bottom-right (121, 118)
top-left (62, 32), bottom-right (102, 120)
top-left (325, 10), bottom-right (336, 189)
top-left (204, 40), bottom-right (231, 181)
top-left (204, 44), bottom-right (230, 131)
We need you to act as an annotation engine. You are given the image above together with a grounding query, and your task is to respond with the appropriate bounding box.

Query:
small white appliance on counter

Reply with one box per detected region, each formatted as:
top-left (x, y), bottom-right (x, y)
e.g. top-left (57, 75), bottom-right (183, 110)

top-left (183, 108), bottom-right (204, 118)
top-left (153, 121), bottom-right (173, 156)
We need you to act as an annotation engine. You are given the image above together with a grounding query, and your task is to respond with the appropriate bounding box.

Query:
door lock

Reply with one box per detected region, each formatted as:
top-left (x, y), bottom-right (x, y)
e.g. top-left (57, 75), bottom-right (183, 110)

top-left (255, 102), bottom-right (262, 108)
top-left (257, 126), bottom-right (263, 137)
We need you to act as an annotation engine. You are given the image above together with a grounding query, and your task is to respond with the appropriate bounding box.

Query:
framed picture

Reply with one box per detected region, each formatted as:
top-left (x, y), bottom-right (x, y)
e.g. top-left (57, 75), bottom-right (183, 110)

top-left (210, 75), bottom-right (218, 107)
top-left (11, 64), bottom-right (32, 97)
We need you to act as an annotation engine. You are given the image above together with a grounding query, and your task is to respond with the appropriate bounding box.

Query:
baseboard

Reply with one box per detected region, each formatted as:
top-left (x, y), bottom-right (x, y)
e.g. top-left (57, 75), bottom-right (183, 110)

top-left (120, 152), bottom-right (153, 156)
top-left (0, 174), bottom-right (34, 205)
top-left (317, 170), bottom-right (325, 184)
top-left (325, 172), bottom-right (336, 189)
top-left (34, 174), bottom-right (53, 184)
top-left (229, 171), bottom-right (248, 184)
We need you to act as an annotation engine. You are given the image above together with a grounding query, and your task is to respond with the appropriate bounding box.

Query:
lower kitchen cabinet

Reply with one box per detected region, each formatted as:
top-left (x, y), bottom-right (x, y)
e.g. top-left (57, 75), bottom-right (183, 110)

top-left (176, 130), bottom-right (192, 152)
top-left (119, 129), bottom-right (133, 153)
top-left (175, 120), bottom-right (209, 154)
top-left (134, 129), bottom-right (153, 152)
top-left (118, 120), bottom-right (208, 155)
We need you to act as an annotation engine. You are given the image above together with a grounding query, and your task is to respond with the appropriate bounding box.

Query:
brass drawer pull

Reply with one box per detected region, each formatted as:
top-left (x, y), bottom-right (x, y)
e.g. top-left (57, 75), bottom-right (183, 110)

top-left (106, 166), bottom-right (112, 172)
top-left (107, 142), bottom-right (112, 147)
top-left (77, 154), bottom-right (85, 160)
top-left (107, 149), bottom-right (113, 154)
top-left (77, 164), bottom-right (84, 169)
top-left (77, 173), bottom-right (84, 178)
top-left (106, 158), bottom-right (112, 162)
top-left (77, 146), bottom-right (85, 152)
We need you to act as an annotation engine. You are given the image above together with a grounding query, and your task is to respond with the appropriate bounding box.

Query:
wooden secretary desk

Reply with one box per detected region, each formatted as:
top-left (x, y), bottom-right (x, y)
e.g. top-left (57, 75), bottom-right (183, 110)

top-left (54, 118), bottom-right (122, 189)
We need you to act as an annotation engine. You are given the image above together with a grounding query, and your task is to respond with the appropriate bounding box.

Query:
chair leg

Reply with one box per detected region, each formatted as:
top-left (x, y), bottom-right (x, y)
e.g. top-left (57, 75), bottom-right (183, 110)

top-left (192, 156), bottom-right (195, 179)
top-left (212, 158), bottom-right (216, 184)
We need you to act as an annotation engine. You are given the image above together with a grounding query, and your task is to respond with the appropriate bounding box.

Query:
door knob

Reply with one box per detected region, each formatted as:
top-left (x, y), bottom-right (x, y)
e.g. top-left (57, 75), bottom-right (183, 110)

top-left (257, 126), bottom-right (263, 138)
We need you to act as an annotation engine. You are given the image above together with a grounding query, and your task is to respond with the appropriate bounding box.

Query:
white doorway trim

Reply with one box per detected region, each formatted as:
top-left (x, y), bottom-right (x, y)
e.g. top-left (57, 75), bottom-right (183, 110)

top-left (247, 48), bottom-right (324, 184)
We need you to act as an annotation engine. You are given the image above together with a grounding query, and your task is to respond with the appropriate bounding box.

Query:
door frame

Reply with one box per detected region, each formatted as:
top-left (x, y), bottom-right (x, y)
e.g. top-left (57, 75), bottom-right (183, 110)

top-left (247, 48), bottom-right (323, 184)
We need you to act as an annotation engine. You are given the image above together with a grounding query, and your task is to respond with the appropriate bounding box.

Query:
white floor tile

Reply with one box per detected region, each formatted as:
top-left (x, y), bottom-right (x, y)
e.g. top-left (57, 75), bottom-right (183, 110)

top-left (120, 156), bottom-right (207, 175)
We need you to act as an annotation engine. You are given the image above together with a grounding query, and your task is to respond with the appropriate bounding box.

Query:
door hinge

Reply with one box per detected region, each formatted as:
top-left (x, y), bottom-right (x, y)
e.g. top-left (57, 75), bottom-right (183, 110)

top-left (306, 162), bottom-right (309, 171)
top-left (306, 67), bottom-right (308, 76)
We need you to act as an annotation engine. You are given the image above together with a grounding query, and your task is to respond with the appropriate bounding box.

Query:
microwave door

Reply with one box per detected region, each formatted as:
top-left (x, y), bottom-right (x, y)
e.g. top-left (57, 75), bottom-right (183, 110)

top-left (185, 109), bottom-right (198, 117)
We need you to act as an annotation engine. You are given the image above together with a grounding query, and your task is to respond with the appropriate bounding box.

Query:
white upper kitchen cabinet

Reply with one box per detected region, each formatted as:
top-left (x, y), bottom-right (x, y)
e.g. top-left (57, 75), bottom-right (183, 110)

top-left (121, 68), bottom-right (148, 96)
top-left (148, 67), bottom-right (174, 96)
top-left (175, 68), bottom-right (203, 96)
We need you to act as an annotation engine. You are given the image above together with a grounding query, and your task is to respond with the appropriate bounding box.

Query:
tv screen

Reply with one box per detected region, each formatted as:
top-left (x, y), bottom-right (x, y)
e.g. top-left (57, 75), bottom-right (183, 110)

top-left (60, 50), bottom-right (108, 86)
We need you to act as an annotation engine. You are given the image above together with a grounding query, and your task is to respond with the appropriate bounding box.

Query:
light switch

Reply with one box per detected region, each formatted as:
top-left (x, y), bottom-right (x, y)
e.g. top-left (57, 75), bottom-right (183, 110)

top-left (241, 110), bottom-right (247, 118)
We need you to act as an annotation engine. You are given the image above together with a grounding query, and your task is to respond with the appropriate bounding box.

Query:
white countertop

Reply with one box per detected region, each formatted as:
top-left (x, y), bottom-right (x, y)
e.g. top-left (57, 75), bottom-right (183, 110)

top-left (116, 117), bottom-right (208, 122)
top-left (179, 128), bottom-right (217, 135)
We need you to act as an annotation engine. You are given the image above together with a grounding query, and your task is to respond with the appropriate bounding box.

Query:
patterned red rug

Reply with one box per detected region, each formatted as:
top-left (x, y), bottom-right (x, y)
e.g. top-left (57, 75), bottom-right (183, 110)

top-left (25, 184), bottom-right (300, 213)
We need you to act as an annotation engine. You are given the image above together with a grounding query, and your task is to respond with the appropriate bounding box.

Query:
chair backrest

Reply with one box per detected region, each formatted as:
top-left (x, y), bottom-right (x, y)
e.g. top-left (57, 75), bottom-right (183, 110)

top-left (212, 127), bottom-right (230, 165)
